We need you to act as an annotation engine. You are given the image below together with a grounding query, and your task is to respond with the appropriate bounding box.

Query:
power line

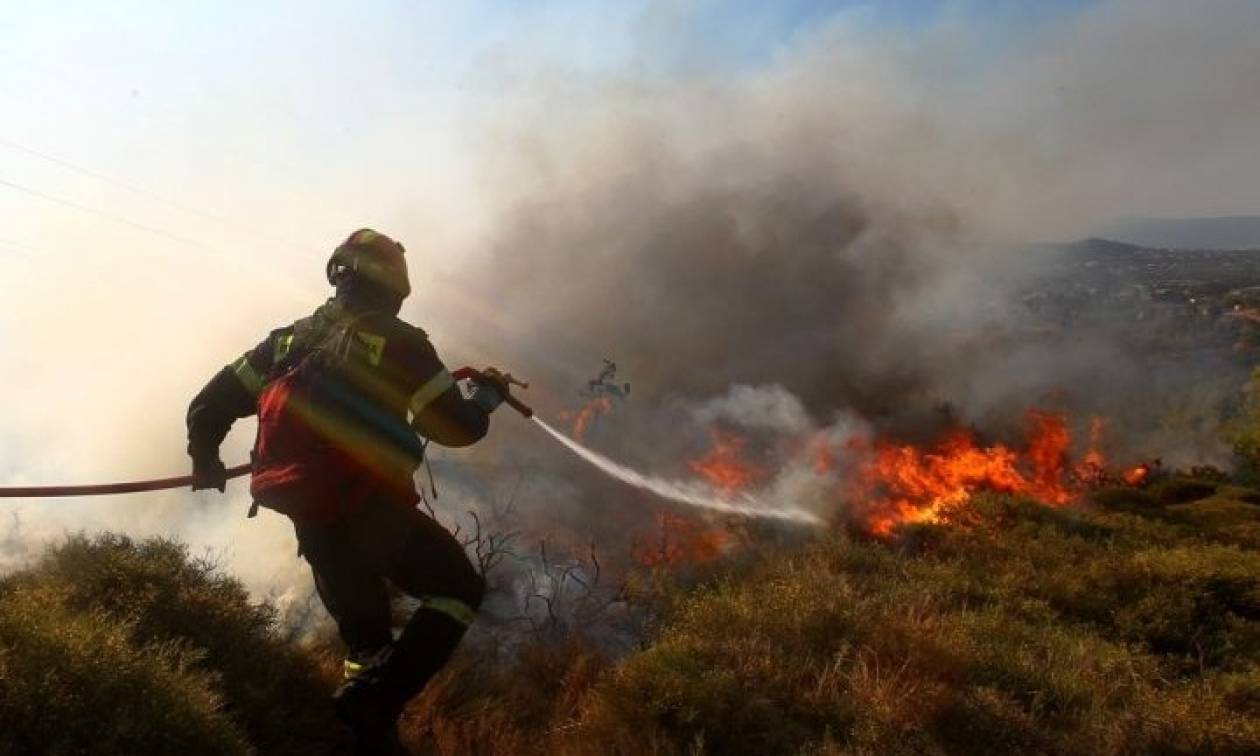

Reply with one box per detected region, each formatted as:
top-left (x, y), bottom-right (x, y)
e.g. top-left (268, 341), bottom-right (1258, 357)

top-left (0, 179), bottom-right (318, 315)
top-left (0, 135), bottom-right (322, 254)
top-left (0, 174), bottom-right (220, 253)
top-left (0, 173), bottom-right (317, 304)
top-left (0, 50), bottom-right (322, 196)
top-left (0, 238), bottom-right (37, 260)
top-left (0, 52), bottom-right (351, 248)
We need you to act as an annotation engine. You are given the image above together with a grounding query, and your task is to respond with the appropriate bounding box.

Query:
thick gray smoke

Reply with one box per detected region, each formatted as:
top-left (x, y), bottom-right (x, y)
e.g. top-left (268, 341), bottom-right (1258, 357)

top-left (419, 0), bottom-right (1260, 560)
top-left (473, 2), bottom-right (1250, 412)
top-left (428, 3), bottom-right (1245, 443)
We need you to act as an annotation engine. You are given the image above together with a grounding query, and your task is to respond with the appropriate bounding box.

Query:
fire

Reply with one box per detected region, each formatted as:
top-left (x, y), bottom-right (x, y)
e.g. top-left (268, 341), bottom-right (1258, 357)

top-left (632, 511), bottom-right (734, 568)
top-left (567, 396), bottom-right (612, 441)
top-left (1074, 417), bottom-right (1110, 485)
top-left (805, 432), bottom-right (838, 475)
top-left (1123, 463), bottom-right (1153, 487)
top-left (1082, 417), bottom-right (1108, 470)
top-left (852, 410), bottom-right (1090, 536)
top-left (677, 408), bottom-right (1148, 539)
top-left (689, 430), bottom-right (763, 493)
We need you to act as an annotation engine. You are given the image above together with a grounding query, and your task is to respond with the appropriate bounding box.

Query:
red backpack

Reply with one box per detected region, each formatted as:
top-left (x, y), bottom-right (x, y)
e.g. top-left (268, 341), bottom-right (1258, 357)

top-left (249, 310), bottom-right (424, 523)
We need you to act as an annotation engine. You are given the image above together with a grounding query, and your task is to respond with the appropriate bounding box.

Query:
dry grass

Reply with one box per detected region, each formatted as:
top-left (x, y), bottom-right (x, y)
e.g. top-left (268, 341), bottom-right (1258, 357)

top-left (5, 478), bottom-right (1260, 755)
top-left (403, 481), bottom-right (1260, 755)
top-left (0, 534), bottom-right (349, 755)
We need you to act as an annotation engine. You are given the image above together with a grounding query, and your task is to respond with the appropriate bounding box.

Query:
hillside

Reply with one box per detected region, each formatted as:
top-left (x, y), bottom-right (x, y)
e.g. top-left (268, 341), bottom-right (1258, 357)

top-left (0, 535), bottom-right (350, 755)
top-left (1092, 216), bottom-right (1260, 251)
top-left (4, 477), bottom-right (1260, 754)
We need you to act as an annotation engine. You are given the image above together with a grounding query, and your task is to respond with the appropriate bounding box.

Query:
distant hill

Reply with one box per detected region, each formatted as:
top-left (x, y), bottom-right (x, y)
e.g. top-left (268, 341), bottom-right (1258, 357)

top-left (1093, 216), bottom-right (1260, 250)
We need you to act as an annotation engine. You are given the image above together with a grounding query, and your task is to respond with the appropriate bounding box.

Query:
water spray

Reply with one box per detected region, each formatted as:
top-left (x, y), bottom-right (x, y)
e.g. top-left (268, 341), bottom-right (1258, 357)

top-left (456, 367), bottom-right (820, 525)
top-left (531, 415), bottom-right (822, 525)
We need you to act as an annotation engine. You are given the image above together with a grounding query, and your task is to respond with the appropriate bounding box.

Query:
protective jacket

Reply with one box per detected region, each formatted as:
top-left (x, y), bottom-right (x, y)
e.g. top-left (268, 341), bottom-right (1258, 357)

top-left (187, 297), bottom-right (488, 523)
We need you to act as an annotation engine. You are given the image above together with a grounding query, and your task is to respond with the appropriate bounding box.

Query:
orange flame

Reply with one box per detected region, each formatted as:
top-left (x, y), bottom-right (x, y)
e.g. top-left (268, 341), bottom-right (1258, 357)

top-left (567, 396), bottom-right (613, 442)
top-left (678, 409), bottom-right (1141, 538)
top-left (1073, 416), bottom-right (1110, 485)
top-left (1123, 464), bottom-right (1152, 487)
top-left (852, 410), bottom-right (1093, 536)
top-left (1082, 417), bottom-right (1108, 470)
top-left (804, 432), bottom-right (838, 475)
top-left (688, 430), bottom-right (763, 493)
top-left (632, 511), bottom-right (733, 568)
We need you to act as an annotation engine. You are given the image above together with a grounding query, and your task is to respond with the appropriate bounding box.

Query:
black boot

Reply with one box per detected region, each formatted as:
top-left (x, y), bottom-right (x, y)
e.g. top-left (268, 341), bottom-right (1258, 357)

top-left (333, 607), bottom-right (469, 754)
top-left (332, 681), bottom-right (407, 756)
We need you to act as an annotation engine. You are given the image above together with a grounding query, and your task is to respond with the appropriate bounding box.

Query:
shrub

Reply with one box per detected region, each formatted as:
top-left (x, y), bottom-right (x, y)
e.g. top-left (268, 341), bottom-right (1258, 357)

top-left (542, 492), bottom-right (1260, 755)
top-left (9, 488), bottom-right (1260, 755)
top-left (0, 534), bottom-right (348, 755)
top-left (0, 582), bottom-right (249, 755)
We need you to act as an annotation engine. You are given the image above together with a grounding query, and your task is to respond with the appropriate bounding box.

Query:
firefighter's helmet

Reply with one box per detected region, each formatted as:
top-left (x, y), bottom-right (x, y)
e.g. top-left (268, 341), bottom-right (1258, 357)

top-left (326, 228), bottom-right (411, 299)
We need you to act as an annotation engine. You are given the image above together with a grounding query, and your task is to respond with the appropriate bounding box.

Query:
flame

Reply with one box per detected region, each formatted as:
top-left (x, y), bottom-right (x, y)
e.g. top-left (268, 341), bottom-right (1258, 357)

top-left (852, 410), bottom-right (1095, 536)
top-left (568, 396), bottom-right (613, 442)
top-left (804, 432), bottom-right (838, 475)
top-left (688, 429), bottom-right (763, 493)
top-left (673, 407), bottom-right (1145, 539)
top-left (1082, 417), bottom-right (1108, 470)
top-left (1123, 463), bottom-right (1152, 486)
top-left (632, 511), bottom-right (733, 568)
top-left (1073, 416), bottom-right (1110, 485)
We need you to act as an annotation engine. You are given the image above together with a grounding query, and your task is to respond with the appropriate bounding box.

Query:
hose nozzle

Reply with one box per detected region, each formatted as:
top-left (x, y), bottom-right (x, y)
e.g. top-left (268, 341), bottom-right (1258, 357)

top-left (452, 366), bottom-right (534, 418)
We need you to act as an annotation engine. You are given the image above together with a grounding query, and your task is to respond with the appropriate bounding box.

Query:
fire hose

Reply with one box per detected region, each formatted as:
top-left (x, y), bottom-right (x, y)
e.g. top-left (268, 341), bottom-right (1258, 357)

top-left (0, 367), bottom-right (533, 499)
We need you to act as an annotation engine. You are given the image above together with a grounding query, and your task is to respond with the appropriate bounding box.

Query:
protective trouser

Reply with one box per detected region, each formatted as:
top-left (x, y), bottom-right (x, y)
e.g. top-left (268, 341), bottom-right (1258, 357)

top-left (295, 498), bottom-right (484, 710)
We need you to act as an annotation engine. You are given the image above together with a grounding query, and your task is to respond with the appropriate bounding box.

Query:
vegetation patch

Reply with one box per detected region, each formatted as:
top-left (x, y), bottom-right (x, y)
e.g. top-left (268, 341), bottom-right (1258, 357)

top-left (0, 535), bottom-right (348, 755)
top-left (5, 485), bottom-right (1260, 754)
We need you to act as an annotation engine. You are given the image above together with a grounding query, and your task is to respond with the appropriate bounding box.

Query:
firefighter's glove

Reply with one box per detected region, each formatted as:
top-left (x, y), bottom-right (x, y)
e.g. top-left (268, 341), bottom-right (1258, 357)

top-left (191, 455), bottom-right (227, 493)
top-left (471, 367), bottom-right (508, 414)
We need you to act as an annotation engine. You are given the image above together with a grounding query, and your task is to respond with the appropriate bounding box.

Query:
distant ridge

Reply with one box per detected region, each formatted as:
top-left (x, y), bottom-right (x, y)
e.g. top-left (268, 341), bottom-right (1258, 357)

top-left (1093, 216), bottom-right (1260, 250)
top-left (1027, 238), bottom-right (1142, 256)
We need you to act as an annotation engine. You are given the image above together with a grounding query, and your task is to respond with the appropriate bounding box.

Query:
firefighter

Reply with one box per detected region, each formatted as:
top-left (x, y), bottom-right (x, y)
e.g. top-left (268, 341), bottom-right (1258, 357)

top-left (186, 228), bottom-right (506, 754)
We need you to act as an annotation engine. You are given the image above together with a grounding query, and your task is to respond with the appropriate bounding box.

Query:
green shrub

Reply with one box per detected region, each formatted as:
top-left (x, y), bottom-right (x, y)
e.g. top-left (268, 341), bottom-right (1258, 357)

top-left (1149, 476), bottom-right (1219, 505)
top-left (0, 582), bottom-right (249, 755)
top-left (545, 493), bottom-right (1260, 755)
top-left (9, 487), bottom-right (1260, 755)
top-left (0, 534), bottom-right (348, 755)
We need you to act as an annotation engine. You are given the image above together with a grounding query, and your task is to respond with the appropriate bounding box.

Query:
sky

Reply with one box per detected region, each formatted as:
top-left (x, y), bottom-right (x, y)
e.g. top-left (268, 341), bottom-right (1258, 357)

top-left (0, 0), bottom-right (1256, 614)
top-left (0, 0), bottom-right (1219, 284)
top-left (0, 0), bottom-right (1110, 450)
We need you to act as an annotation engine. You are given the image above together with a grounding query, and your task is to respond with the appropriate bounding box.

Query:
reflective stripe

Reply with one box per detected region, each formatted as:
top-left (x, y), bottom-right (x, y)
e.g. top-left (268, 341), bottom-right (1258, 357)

top-left (231, 356), bottom-right (265, 397)
top-left (355, 332), bottom-right (386, 366)
top-left (351, 229), bottom-right (380, 245)
top-left (274, 332), bottom-right (294, 362)
top-left (422, 595), bottom-right (477, 626)
top-left (343, 659), bottom-right (363, 680)
top-left (408, 369), bottom-right (454, 417)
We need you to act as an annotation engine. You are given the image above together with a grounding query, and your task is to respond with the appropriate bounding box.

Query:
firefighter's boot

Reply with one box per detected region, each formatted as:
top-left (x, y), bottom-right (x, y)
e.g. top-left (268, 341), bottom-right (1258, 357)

top-left (331, 691), bottom-right (407, 756)
top-left (333, 606), bottom-right (471, 754)
top-left (334, 646), bottom-right (405, 756)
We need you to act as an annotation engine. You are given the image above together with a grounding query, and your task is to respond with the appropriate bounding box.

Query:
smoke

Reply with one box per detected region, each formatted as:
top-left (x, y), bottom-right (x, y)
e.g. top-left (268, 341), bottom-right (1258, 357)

top-left (412, 0), bottom-right (1260, 561)
top-left (434, 0), bottom-right (1258, 439)
top-left (2, 0), bottom-right (1258, 633)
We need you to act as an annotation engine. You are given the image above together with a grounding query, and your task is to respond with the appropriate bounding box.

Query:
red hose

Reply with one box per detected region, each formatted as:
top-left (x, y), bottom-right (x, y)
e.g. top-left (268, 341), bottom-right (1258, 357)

top-left (1, 366), bottom-right (530, 499)
top-left (0, 463), bottom-right (252, 499)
